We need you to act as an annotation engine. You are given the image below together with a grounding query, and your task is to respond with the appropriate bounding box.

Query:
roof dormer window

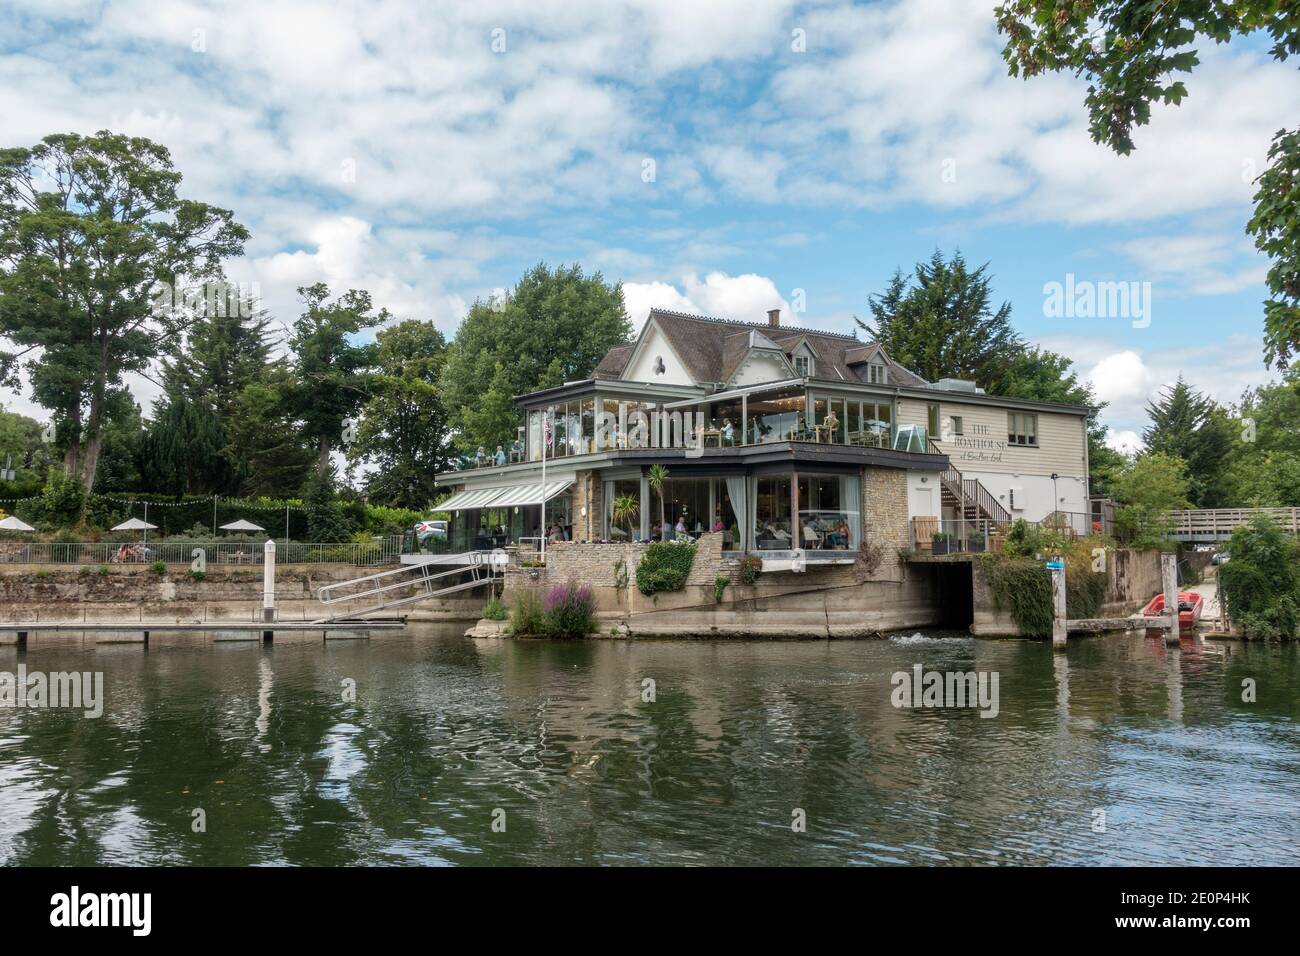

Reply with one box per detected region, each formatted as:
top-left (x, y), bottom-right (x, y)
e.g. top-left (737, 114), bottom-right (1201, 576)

top-left (867, 362), bottom-right (887, 385)
top-left (793, 354), bottom-right (811, 377)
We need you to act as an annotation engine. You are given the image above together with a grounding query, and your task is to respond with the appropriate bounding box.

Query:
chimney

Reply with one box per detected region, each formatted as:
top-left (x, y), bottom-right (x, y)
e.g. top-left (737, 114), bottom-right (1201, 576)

top-left (767, 308), bottom-right (780, 328)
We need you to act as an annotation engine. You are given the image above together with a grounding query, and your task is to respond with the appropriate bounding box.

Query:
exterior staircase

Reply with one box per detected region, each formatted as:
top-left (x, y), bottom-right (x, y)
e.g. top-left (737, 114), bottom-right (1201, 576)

top-left (930, 440), bottom-right (1011, 529)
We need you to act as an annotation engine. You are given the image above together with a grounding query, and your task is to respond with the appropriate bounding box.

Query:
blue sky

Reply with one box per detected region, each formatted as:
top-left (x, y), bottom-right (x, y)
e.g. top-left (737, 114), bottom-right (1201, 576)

top-left (2, 0), bottom-right (1297, 449)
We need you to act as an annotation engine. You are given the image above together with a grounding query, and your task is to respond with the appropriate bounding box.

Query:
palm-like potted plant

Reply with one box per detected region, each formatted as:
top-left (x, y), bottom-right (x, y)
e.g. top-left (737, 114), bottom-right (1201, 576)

top-left (647, 464), bottom-right (669, 541)
top-left (611, 494), bottom-right (639, 539)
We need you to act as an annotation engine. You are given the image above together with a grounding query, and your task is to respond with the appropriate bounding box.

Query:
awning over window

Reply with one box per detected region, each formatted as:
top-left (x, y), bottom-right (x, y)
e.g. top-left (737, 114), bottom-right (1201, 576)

top-left (436, 478), bottom-right (574, 511)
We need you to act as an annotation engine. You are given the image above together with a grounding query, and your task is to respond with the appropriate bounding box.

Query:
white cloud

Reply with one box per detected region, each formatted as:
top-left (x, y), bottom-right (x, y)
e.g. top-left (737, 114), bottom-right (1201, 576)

top-left (1037, 334), bottom-right (1277, 435)
top-left (623, 272), bottom-right (790, 329)
top-left (1104, 428), bottom-right (1142, 456)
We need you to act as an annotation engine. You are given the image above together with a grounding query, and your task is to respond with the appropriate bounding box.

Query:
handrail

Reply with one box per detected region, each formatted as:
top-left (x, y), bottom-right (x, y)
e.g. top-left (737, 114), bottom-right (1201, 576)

top-left (928, 439), bottom-right (1011, 525)
top-left (317, 553), bottom-right (482, 606)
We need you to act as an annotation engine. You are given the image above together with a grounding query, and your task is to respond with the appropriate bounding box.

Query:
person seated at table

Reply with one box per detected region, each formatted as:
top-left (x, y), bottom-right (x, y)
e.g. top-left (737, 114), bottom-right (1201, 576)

top-left (721, 417), bottom-right (734, 445)
top-left (802, 519), bottom-right (822, 549)
top-left (824, 409), bottom-right (839, 442)
top-left (475, 446), bottom-right (488, 467)
top-left (510, 438), bottom-right (524, 461)
top-left (828, 519), bottom-right (850, 549)
top-left (674, 516), bottom-right (688, 539)
top-left (650, 520), bottom-right (662, 540)
top-left (793, 413), bottom-right (809, 440)
top-left (547, 523), bottom-right (564, 543)
top-left (494, 445), bottom-right (506, 466)
top-left (711, 509), bottom-right (725, 533)
top-left (766, 522), bottom-right (790, 545)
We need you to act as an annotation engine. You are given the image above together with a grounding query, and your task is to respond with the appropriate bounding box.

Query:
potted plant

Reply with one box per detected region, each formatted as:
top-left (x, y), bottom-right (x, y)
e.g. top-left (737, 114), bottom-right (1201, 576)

top-left (932, 530), bottom-right (953, 555)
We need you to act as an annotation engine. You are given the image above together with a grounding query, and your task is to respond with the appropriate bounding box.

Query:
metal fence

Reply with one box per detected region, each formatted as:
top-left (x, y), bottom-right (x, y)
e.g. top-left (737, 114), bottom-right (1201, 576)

top-left (909, 512), bottom-right (1102, 555)
top-left (0, 538), bottom-right (405, 567)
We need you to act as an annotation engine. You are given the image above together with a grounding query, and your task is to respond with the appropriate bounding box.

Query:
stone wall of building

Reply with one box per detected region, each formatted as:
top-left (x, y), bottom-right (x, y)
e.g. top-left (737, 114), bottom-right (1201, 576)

top-left (568, 469), bottom-right (604, 542)
top-left (862, 466), bottom-right (910, 578)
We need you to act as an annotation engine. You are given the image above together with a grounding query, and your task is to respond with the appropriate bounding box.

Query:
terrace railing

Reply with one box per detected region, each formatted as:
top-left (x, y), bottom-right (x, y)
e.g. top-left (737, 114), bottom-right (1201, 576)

top-left (0, 538), bottom-right (404, 567)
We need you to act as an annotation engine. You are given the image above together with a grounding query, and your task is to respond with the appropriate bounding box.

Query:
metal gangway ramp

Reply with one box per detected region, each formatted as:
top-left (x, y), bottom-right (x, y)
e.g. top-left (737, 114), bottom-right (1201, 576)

top-left (313, 551), bottom-right (502, 622)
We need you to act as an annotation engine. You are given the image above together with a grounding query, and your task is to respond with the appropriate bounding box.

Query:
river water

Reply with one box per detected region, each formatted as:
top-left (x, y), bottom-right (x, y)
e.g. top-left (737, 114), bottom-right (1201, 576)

top-left (1, 627), bottom-right (1296, 866)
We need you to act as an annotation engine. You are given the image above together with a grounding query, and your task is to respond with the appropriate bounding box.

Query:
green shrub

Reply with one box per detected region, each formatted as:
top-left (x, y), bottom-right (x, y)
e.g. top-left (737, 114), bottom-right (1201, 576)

top-left (1001, 518), bottom-right (1068, 559)
top-left (39, 467), bottom-right (84, 525)
top-left (738, 555), bottom-right (763, 585)
top-left (981, 554), bottom-right (1054, 637)
top-left (1218, 514), bottom-right (1300, 639)
top-left (190, 569), bottom-right (206, 582)
top-left (150, 560), bottom-right (167, 575)
top-left (34, 568), bottom-right (49, 579)
top-left (636, 539), bottom-right (697, 595)
top-left (714, 574), bottom-right (729, 603)
top-left (509, 590), bottom-right (545, 636)
top-left (77, 565), bottom-right (91, 576)
top-left (483, 596), bottom-right (508, 621)
top-left (97, 564), bottom-right (109, 576)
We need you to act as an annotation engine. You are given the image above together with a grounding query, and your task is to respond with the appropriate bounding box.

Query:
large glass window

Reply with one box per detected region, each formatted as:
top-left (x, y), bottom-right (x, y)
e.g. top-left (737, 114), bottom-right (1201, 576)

top-left (712, 479), bottom-right (741, 549)
top-left (604, 479), bottom-right (641, 540)
top-left (528, 410), bottom-right (542, 461)
top-left (553, 404), bottom-right (567, 458)
top-left (754, 475), bottom-right (794, 548)
top-left (579, 399), bottom-right (595, 455)
top-left (651, 478), bottom-right (711, 539)
top-left (748, 388), bottom-right (806, 443)
top-left (796, 475), bottom-right (859, 550)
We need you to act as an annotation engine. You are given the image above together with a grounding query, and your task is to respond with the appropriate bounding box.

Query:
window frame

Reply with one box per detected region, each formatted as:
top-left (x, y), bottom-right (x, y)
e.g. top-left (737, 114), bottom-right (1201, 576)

top-left (1008, 411), bottom-right (1039, 447)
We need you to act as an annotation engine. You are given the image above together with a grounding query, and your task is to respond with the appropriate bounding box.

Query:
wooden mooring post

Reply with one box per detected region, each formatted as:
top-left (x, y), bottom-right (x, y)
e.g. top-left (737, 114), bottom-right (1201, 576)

top-left (262, 539), bottom-right (277, 642)
top-left (1050, 560), bottom-right (1068, 649)
top-left (1162, 552), bottom-right (1179, 645)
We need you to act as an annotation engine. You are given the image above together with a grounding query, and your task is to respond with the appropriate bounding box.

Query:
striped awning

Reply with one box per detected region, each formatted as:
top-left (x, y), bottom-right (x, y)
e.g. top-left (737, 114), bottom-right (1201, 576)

top-left (436, 478), bottom-right (574, 511)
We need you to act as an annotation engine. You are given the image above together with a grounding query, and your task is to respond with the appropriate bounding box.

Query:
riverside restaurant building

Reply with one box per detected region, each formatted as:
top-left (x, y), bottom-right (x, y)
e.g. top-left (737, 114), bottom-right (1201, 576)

top-left (430, 308), bottom-right (1093, 561)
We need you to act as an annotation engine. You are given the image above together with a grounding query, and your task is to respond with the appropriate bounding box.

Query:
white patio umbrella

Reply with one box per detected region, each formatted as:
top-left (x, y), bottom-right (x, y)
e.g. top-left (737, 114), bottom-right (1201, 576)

top-left (0, 515), bottom-right (35, 532)
top-left (111, 517), bottom-right (159, 547)
top-left (219, 519), bottom-right (265, 533)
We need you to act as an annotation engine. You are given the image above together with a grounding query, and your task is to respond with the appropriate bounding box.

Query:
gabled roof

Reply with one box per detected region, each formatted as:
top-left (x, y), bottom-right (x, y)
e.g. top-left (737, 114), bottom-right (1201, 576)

top-left (610, 308), bottom-right (927, 387)
top-left (593, 344), bottom-right (633, 379)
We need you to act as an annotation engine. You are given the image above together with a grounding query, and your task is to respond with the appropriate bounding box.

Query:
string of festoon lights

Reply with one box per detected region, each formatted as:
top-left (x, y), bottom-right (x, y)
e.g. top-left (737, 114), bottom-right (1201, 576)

top-left (0, 494), bottom-right (308, 512)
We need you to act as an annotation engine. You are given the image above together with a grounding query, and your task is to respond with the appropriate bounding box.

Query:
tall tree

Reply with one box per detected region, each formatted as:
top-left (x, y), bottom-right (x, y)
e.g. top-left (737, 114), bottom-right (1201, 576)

top-left (0, 131), bottom-right (248, 497)
top-left (141, 391), bottom-right (226, 496)
top-left (350, 320), bottom-right (453, 509)
top-left (285, 283), bottom-right (385, 478)
top-left (441, 262), bottom-right (631, 452)
top-left (150, 289), bottom-right (311, 493)
top-left (1142, 377), bottom-right (1234, 507)
top-left (994, 2), bottom-right (1300, 369)
top-left (858, 250), bottom-right (1023, 391)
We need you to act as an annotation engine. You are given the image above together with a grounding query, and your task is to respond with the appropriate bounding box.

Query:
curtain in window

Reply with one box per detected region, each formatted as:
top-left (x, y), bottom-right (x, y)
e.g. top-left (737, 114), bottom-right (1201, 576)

top-left (726, 476), bottom-right (749, 551)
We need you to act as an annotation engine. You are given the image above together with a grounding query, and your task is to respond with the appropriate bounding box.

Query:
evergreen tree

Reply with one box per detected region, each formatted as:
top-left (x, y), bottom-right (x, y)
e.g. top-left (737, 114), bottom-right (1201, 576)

top-left (857, 250), bottom-right (1022, 391)
top-left (1142, 377), bottom-right (1234, 507)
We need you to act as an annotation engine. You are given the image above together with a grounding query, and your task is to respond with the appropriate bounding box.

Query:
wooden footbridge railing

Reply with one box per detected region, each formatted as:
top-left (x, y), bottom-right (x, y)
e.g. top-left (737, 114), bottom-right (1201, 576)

top-left (1167, 508), bottom-right (1300, 542)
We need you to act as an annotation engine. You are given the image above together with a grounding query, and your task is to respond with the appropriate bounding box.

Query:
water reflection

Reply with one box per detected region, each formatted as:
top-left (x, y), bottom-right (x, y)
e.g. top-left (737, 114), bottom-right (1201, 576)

top-left (0, 628), bottom-right (1296, 866)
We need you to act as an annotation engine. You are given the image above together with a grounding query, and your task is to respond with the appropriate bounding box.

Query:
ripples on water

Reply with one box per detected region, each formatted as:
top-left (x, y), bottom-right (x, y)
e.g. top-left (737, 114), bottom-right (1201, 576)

top-left (0, 628), bottom-right (1296, 866)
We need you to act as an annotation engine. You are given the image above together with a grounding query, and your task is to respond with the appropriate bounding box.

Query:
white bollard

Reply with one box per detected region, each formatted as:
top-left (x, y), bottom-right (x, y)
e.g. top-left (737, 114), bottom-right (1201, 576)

top-left (263, 539), bottom-right (277, 624)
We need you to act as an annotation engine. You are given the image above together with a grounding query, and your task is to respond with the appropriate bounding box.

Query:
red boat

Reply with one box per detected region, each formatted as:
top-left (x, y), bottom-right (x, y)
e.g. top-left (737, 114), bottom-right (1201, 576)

top-left (1142, 591), bottom-right (1204, 631)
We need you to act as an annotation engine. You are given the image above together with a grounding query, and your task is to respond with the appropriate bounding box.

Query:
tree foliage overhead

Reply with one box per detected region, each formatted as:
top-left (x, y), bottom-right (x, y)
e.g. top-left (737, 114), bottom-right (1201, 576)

top-left (350, 319), bottom-right (454, 510)
top-left (994, 1), bottom-right (1300, 368)
top-left (0, 131), bottom-right (248, 497)
top-left (285, 283), bottom-right (385, 478)
top-left (440, 262), bottom-right (631, 452)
